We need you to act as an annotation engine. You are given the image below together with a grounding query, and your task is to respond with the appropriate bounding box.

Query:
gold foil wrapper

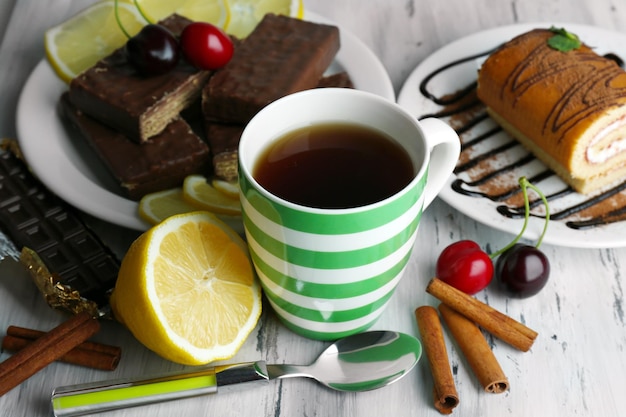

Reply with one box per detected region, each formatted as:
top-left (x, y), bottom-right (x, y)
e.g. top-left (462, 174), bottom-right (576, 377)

top-left (0, 137), bottom-right (23, 160)
top-left (19, 247), bottom-right (100, 318)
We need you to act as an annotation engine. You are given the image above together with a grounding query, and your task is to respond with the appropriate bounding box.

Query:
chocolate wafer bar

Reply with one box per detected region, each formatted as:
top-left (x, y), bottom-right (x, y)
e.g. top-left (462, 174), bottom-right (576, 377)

top-left (206, 123), bottom-right (244, 182)
top-left (60, 93), bottom-right (211, 200)
top-left (316, 71), bottom-right (354, 89)
top-left (68, 14), bottom-right (210, 143)
top-left (0, 145), bottom-right (119, 308)
top-left (206, 72), bottom-right (354, 182)
top-left (203, 14), bottom-right (340, 124)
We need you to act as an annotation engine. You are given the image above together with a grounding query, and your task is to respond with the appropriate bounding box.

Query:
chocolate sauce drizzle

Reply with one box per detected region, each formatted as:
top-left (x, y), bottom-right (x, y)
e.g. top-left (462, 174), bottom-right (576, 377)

top-left (418, 50), bottom-right (626, 230)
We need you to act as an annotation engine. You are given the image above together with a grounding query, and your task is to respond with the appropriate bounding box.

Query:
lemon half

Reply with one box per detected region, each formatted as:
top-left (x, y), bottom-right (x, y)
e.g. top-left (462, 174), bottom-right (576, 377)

top-left (110, 211), bottom-right (261, 365)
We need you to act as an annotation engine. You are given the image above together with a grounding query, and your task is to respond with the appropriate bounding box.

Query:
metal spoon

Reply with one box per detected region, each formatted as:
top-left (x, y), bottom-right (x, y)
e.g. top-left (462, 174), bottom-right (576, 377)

top-left (51, 330), bottom-right (422, 417)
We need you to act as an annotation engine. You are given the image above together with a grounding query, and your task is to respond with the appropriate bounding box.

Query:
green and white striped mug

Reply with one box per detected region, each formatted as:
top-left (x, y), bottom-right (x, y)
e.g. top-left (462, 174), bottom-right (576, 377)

top-left (239, 88), bottom-right (459, 340)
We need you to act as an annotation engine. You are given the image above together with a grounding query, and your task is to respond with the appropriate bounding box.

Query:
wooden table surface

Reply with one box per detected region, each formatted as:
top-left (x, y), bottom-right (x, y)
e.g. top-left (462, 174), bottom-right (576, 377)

top-left (1, 1), bottom-right (625, 416)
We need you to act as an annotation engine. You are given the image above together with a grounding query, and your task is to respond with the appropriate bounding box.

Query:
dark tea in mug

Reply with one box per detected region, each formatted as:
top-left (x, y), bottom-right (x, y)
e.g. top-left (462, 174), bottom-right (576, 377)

top-left (253, 122), bottom-right (415, 209)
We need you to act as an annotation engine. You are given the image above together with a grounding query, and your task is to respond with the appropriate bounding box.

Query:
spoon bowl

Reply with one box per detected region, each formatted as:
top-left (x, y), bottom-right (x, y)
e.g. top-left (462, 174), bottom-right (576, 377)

top-left (266, 330), bottom-right (422, 391)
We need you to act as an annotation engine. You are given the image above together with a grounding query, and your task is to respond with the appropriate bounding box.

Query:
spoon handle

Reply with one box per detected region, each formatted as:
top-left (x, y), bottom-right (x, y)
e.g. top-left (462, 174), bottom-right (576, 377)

top-left (51, 361), bottom-right (269, 417)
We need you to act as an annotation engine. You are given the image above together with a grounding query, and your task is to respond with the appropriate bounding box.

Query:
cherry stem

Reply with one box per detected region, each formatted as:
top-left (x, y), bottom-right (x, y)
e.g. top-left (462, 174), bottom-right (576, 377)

top-left (133, 0), bottom-right (155, 24)
top-left (526, 179), bottom-right (551, 247)
top-left (114, 0), bottom-right (132, 39)
top-left (489, 176), bottom-right (551, 258)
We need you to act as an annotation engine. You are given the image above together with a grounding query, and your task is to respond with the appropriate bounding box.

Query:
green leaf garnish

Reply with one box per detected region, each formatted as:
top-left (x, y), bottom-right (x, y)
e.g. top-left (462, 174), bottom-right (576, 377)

top-left (547, 26), bottom-right (581, 52)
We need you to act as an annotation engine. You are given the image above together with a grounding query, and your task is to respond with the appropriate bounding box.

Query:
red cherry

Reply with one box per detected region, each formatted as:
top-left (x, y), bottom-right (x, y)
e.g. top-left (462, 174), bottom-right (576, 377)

top-left (180, 22), bottom-right (234, 70)
top-left (436, 240), bottom-right (494, 295)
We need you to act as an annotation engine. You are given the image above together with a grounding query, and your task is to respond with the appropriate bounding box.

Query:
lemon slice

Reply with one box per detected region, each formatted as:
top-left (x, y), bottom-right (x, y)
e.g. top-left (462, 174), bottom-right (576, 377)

top-left (138, 188), bottom-right (201, 224)
top-left (110, 211), bottom-right (261, 365)
top-left (138, 187), bottom-right (245, 235)
top-left (225, 0), bottom-right (304, 38)
top-left (211, 178), bottom-right (241, 199)
top-left (183, 175), bottom-right (242, 216)
top-left (133, 0), bottom-right (230, 28)
top-left (44, 0), bottom-right (148, 83)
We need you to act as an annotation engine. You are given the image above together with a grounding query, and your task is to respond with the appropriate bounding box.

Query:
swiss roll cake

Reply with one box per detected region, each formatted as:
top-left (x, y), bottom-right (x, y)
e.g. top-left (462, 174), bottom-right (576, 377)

top-left (477, 28), bottom-right (626, 194)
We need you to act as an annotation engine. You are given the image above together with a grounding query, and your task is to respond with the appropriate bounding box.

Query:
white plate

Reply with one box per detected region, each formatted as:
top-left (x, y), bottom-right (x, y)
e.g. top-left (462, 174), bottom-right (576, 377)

top-left (398, 23), bottom-right (626, 248)
top-left (16, 11), bottom-right (394, 231)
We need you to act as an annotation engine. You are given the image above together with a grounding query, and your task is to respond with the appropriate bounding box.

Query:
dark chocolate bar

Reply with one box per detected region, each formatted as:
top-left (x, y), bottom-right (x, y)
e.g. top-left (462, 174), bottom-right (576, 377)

top-left (202, 14), bottom-right (340, 124)
top-left (60, 93), bottom-right (211, 200)
top-left (68, 14), bottom-right (211, 143)
top-left (0, 146), bottom-right (119, 307)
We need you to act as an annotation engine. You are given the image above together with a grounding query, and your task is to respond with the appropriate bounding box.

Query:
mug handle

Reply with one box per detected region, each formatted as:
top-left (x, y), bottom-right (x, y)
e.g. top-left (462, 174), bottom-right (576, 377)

top-left (418, 118), bottom-right (460, 209)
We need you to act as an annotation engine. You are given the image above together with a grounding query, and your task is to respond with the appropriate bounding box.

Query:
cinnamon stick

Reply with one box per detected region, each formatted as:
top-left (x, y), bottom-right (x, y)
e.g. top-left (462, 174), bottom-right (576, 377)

top-left (0, 312), bottom-right (100, 396)
top-left (415, 306), bottom-right (459, 414)
top-left (438, 304), bottom-right (509, 393)
top-left (2, 325), bottom-right (120, 371)
top-left (426, 278), bottom-right (538, 351)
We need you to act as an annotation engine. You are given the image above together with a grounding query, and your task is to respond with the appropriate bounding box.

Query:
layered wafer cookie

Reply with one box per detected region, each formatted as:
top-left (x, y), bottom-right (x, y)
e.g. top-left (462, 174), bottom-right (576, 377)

top-left (203, 14), bottom-right (340, 124)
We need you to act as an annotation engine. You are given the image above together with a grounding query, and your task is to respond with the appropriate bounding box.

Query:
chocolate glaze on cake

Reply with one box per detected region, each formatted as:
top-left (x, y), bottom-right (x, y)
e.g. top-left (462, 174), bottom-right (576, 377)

top-left (68, 14), bottom-right (210, 143)
top-left (60, 93), bottom-right (211, 200)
